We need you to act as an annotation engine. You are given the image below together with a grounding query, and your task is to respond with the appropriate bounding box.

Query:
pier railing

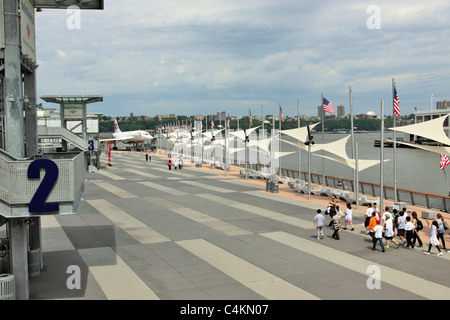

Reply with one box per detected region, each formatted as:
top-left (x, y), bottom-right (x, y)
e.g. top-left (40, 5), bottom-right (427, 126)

top-left (241, 162), bottom-right (450, 213)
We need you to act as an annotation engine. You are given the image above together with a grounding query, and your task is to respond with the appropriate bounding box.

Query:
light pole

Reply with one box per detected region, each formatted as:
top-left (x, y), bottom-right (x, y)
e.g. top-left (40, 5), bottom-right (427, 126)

top-left (304, 125), bottom-right (315, 200)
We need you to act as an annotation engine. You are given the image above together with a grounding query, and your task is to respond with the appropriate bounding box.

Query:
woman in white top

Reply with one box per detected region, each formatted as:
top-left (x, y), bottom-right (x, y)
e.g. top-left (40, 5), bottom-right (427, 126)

top-left (424, 219), bottom-right (443, 256)
top-left (343, 203), bottom-right (354, 231)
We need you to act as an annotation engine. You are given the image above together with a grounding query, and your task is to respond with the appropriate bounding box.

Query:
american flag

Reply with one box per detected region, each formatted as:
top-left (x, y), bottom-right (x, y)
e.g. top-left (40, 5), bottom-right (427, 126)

top-left (440, 154), bottom-right (450, 170)
top-left (323, 97), bottom-right (335, 115)
top-left (249, 109), bottom-right (253, 127)
top-left (280, 106), bottom-right (284, 122)
top-left (226, 115), bottom-right (230, 129)
top-left (211, 120), bottom-right (215, 129)
top-left (393, 86), bottom-right (401, 117)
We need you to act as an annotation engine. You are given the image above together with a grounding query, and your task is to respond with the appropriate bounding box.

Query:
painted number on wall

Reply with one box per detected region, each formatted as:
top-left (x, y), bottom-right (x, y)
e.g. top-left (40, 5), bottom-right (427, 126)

top-left (27, 159), bottom-right (60, 213)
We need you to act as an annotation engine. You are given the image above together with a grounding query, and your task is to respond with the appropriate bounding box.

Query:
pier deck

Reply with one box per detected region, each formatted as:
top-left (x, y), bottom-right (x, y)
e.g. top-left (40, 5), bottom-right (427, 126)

top-left (28, 150), bottom-right (450, 302)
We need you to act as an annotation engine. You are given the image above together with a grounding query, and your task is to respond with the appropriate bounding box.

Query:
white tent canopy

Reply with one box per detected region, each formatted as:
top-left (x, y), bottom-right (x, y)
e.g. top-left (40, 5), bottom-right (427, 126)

top-left (389, 114), bottom-right (450, 146)
top-left (280, 122), bottom-right (320, 142)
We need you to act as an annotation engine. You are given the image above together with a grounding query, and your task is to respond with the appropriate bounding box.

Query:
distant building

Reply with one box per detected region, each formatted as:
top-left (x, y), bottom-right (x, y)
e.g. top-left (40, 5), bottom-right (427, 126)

top-left (157, 114), bottom-right (176, 120)
top-left (355, 111), bottom-right (379, 119)
top-left (192, 115), bottom-right (205, 121)
top-left (413, 109), bottom-right (450, 139)
top-left (337, 105), bottom-right (345, 118)
top-left (437, 100), bottom-right (450, 109)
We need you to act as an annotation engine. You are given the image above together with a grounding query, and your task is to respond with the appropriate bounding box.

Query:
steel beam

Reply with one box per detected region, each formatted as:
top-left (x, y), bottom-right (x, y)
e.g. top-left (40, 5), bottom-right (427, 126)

top-left (33, 0), bottom-right (104, 9)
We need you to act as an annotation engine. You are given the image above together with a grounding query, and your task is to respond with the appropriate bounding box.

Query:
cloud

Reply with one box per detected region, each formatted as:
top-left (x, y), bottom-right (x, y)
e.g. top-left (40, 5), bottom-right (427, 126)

top-left (34, 1), bottom-right (450, 117)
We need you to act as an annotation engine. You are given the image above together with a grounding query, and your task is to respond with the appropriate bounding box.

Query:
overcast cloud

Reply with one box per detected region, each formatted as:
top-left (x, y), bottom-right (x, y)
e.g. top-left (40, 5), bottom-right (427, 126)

top-left (34, 0), bottom-right (450, 118)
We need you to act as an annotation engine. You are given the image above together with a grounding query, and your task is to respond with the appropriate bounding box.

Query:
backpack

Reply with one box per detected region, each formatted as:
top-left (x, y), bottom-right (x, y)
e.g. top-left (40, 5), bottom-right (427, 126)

top-left (416, 219), bottom-right (423, 231)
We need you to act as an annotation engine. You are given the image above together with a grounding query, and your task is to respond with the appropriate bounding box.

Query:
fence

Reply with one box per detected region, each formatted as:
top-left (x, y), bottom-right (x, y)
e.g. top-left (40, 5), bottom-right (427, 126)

top-left (243, 162), bottom-right (450, 212)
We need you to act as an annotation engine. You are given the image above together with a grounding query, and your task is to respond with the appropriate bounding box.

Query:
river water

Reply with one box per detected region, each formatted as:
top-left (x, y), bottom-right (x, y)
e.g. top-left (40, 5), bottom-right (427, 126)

top-left (280, 132), bottom-right (448, 196)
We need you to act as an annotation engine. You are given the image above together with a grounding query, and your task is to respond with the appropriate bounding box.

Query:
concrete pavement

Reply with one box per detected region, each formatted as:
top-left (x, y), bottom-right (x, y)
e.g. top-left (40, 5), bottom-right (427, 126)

top-left (28, 150), bottom-right (450, 301)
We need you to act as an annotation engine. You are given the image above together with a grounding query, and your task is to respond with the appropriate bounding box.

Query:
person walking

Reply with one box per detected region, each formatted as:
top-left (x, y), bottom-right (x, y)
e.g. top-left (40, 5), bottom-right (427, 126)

top-left (167, 159), bottom-right (172, 170)
top-left (392, 209), bottom-right (399, 237)
top-left (331, 211), bottom-right (341, 240)
top-left (364, 203), bottom-right (374, 229)
top-left (436, 213), bottom-right (447, 250)
top-left (343, 202), bottom-right (354, 231)
top-left (424, 219), bottom-right (443, 256)
top-left (397, 211), bottom-right (407, 246)
top-left (381, 206), bottom-right (392, 225)
top-left (313, 209), bottom-right (326, 240)
top-left (411, 211), bottom-right (423, 248)
top-left (404, 216), bottom-right (416, 250)
top-left (373, 203), bottom-right (381, 220)
top-left (366, 212), bottom-right (377, 242)
top-left (372, 220), bottom-right (385, 252)
top-left (383, 215), bottom-right (399, 249)
top-left (145, 152), bottom-right (149, 162)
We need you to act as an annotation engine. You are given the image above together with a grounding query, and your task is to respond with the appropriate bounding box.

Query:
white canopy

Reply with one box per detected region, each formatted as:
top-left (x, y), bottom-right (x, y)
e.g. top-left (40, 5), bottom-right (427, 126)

top-left (280, 122), bottom-right (320, 142)
top-left (389, 115), bottom-right (450, 146)
top-left (228, 126), bottom-right (261, 141)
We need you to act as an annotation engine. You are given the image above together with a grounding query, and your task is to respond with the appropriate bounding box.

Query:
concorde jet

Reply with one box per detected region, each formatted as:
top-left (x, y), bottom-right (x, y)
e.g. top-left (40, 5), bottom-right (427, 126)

top-left (100, 118), bottom-right (153, 144)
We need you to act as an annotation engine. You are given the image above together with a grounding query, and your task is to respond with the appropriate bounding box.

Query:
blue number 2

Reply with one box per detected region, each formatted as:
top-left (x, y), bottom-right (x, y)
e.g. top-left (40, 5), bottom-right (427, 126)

top-left (27, 159), bottom-right (60, 214)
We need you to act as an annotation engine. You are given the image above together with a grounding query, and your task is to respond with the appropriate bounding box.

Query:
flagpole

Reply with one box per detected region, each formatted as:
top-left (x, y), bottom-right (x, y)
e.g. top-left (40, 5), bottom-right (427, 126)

top-left (355, 142), bottom-right (359, 210)
top-left (380, 100), bottom-right (385, 211)
top-left (279, 101), bottom-right (282, 178)
top-left (444, 168), bottom-right (450, 196)
top-left (349, 86), bottom-right (355, 191)
top-left (297, 96), bottom-right (301, 181)
top-left (321, 92), bottom-right (325, 185)
top-left (392, 78), bottom-right (398, 203)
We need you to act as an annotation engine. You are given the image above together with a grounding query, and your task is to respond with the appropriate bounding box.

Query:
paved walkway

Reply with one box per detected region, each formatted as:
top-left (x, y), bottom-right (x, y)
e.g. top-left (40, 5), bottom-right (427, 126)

top-left (28, 150), bottom-right (450, 302)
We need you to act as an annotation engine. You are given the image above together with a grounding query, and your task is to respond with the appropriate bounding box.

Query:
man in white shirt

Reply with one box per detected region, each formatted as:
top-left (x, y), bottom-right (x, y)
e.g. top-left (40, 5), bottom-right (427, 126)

top-left (372, 220), bottom-right (385, 252)
top-left (364, 204), bottom-right (374, 229)
top-left (314, 209), bottom-right (326, 240)
top-left (405, 216), bottom-right (416, 250)
top-left (382, 207), bottom-right (392, 224)
top-left (397, 211), bottom-right (407, 246)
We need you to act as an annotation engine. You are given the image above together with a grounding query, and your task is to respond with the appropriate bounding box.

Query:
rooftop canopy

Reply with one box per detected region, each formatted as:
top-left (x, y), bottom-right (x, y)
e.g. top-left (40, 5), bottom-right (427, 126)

top-left (40, 95), bottom-right (103, 104)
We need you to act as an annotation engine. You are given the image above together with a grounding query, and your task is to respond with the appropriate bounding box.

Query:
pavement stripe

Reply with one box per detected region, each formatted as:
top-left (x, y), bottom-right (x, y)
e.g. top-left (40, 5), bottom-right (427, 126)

top-left (179, 180), bottom-right (235, 193)
top-left (123, 168), bottom-right (161, 179)
top-left (171, 207), bottom-right (252, 236)
top-left (78, 247), bottom-right (159, 300)
top-left (138, 181), bottom-right (188, 196)
top-left (94, 182), bottom-right (138, 199)
top-left (94, 169), bottom-right (126, 180)
top-left (86, 199), bottom-right (170, 244)
top-left (262, 231), bottom-right (450, 300)
top-left (176, 238), bottom-right (319, 300)
top-left (196, 193), bottom-right (311, 229)
top-left (40, 215), bottom-right (76, 252)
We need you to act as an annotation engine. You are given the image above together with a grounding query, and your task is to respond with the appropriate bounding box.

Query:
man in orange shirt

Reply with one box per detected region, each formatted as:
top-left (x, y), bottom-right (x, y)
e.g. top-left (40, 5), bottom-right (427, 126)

top-left (366, 212), bottom-right (378, 241)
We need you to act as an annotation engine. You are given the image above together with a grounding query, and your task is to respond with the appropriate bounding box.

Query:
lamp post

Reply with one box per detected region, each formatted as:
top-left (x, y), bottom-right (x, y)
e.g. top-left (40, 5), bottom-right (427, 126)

top-left (304, 125), bottom-right (315, 200)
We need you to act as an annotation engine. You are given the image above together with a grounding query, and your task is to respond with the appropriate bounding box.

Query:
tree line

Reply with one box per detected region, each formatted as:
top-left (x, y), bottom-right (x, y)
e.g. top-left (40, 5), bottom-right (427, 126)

top-left (99, 114), bottom-right (414, 133)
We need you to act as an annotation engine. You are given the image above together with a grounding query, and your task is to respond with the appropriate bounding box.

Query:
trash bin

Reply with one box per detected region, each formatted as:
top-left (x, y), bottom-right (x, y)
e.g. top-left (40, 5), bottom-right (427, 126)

top-left (0, 274), bottom-right (15, 300)
top-left (28, 248), bottom-right (41, 278)
top-left (271, 181), bottom-right (279, 193)
top-left (266, 180), bottom-right (271, 192)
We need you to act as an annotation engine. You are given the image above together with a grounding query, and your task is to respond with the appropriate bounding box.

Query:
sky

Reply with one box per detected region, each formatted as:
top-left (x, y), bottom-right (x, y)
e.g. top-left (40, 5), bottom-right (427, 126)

top-left (34, 0), bottom-right (450, 118)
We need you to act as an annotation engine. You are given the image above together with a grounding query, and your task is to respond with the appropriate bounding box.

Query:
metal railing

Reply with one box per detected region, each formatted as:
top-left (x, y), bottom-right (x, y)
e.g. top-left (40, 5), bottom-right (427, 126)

top-left (241, 162), bottom-right (450, 212)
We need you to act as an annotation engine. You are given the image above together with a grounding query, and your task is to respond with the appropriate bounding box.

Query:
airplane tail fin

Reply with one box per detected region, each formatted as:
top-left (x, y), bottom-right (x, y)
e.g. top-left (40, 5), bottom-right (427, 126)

top-left (113, 118), bottom-right (122, 134)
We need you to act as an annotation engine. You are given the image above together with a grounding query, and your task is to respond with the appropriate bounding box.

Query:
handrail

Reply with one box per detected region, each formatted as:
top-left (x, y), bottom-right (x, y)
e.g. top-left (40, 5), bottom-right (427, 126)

top-left (240, 162), bottom-right (450, 213)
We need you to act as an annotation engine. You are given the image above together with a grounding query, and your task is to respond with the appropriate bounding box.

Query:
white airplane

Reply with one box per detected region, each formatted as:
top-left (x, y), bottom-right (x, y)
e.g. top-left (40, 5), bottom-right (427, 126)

top-left (100, 118), bottom-right (153, 144)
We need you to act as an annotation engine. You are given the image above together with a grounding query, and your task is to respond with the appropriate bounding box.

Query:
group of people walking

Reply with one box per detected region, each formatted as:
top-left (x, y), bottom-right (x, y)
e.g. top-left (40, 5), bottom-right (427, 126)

top-left (313, 195), bottom-right (449, 256)
top-left (167, 159), bottom-right (183, 170)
